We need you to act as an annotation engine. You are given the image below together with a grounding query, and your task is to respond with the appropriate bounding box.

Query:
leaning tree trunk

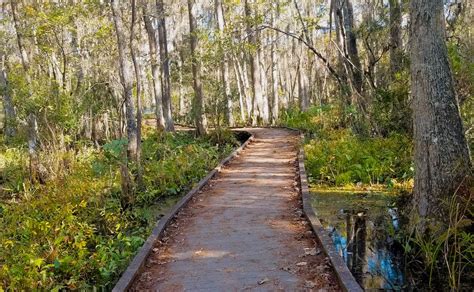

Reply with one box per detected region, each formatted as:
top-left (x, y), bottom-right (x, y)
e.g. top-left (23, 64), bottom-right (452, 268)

top-left (143, 5), bottom-right (166, 130)
top-left (187, 0), bottom-right (207, 135)
top-left (111, 0), bottom-right (138, 203)
top-left (410, 0), bottom-right (472, 221)
top-left (156, 0), bottom-right (174, 132)
top-left (215, 0), bottom-right (234, 126)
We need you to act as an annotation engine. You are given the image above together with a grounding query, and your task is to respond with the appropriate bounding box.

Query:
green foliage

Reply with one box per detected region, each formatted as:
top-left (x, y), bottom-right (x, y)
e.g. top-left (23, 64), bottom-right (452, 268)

top-left (280, 105), bottom-right (343, 137)
top-left (304, 130), bottom-right (413, 187)
top-left (282, 106), bottom-right (413, 187)
top-left (0, 147), bottom-right (28, 198)
top-left (400, 192), bottom-right (473, 290)
top-left (371, 77), bottom-right (412, 136)
top-left (0, 130), bottom-right (235, 289)
top-left (282, 106), bottom-right (413, 188)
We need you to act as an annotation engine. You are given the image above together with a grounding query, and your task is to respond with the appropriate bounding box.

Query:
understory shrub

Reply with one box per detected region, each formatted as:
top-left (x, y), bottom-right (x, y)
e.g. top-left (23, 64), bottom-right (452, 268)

top-left (281, 106), bottom-right (414, 187)
top-left (304, 130), bottom-right (413, 187)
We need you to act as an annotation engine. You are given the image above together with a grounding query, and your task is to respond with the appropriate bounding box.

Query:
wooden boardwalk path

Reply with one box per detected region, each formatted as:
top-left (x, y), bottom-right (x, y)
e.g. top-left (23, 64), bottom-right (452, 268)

top-left (131, 128), bottom-right (340, 291)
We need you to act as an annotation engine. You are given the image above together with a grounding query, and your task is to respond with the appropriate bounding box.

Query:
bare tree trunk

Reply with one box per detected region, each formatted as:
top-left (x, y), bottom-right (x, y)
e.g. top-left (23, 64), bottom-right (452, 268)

top-left (233, 60), bottom-right (246, 122)
top-left (178, 47), bottom-right (186, 117)
top-left (27, 114), bottom-right (39, 181)
top-left (71, 21), bottom-right (84, 95)
top-left (0, 52), bottom-right (16, 139)
top-left (111, 0), bottom-right (138, 202)
top-left (10, 0), bottom-right (30, 76)
top-left (234, 54), bottom-right (251, 120)
top-left (245, 0), bottom-right (267, 125)
top-left (10, 0), bottom-right (39, 181)
top-left (270, 11), bottom-right (279, 124)
top-left (341, 0), bottom-right (363, 95)
top-left (298, 46), bottom-right (309, 111)
top-left (259, 51), bottom-right (270, 122)
top-left (215, 0), bottom-right (234, 126)
top-left (130, 0), bottom-right (143, 188)
top-left (187, 0), bottom-right (207, 135)
top-left (156, 0), bottom-right (174, 131)
top-left (143, 5), bottom-right (165, 130)
top-left (389, 0), bottom-right (403, 78)
top-left (410, 0), bottom-right (472, 221)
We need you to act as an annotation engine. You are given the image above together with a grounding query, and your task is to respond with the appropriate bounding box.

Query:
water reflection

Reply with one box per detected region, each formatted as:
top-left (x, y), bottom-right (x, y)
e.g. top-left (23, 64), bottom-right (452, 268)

top-left (312, 191), bottom-right (405, 290)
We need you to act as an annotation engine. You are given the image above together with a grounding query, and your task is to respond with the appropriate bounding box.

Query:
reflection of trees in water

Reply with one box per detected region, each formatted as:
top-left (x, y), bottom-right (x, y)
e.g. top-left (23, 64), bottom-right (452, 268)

top-left (346, 212), bottom-right (367, 284)
top-left (330, 207), bottom-right (404, 290)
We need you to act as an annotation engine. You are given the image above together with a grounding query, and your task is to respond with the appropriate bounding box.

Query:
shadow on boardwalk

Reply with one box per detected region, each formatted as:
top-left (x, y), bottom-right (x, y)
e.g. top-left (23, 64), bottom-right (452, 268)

top-left (132, 128), bottom-right (341, 291)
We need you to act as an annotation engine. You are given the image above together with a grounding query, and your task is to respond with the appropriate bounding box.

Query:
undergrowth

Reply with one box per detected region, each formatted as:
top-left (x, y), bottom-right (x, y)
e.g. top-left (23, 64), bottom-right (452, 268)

top-left (0, 127), bottom-right (237, 290)
top-left (281, 106), bottom-right (414, 188)
top-left (397, 187), bottom-right (473, 290)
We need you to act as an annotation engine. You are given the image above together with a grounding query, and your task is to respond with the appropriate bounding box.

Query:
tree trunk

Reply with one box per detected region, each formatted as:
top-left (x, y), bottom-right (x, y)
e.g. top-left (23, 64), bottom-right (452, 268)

top-left (270, 12), bottom-right (279, 124)
top-left (233, 61), bottom-right (246, 122)
top-left (298, 46), bottom-right (309, 111)
top-left (0, 53), bottom-right (16, 139)
top-left (389, 0), bottom-right (403, 78)
top-left (341, 0), bottom-right (363, 95)
top-left (10, 0), bottom-right (39, 181)
top-left (215, 0), bottom-right (233, 126)
top-left (156, 0), bottom-right (174, 131)
top-left (10, 0), bottom-right (30, 75)
top-left (234, 54), bottom-right (251, 121)
top-left (410, 0), bottom-right (472, 220)
top-left (111, 0), bottom-right (138, 202)
top-left (143, 5), bottom-right (166, 130)
top-left (178, 47), bottom-right (186, 117)
top-left (245, 0), bottom-right (267, 125)
top-left (130, 0), bottom-right (143, 188)
top-left (187, 0), bottom-right (207, 135)
top-left (259, 52), bottom-right (270, 122)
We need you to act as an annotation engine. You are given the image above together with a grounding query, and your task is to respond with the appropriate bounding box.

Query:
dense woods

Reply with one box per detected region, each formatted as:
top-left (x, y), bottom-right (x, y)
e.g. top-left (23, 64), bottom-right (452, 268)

top-left (0, 0), bottom-right (472, 290)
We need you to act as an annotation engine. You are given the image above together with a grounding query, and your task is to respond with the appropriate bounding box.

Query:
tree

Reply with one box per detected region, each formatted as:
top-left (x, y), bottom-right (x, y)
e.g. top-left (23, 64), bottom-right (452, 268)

top-left (341, 0), bottom-right (362, 95)
top-left (143, 3), bottom-right (166, 130)
top-left (130, 0), bottom-right (143, 187)
top-left (410, 0), bottom-right (472, 220)
top-left (0, 50), bottom-right (16, 139)
top-left (245, 0), bottom-right (268, 125)
top-left (187, 0), bottom-right (207, 135)
top-left (10, 0), bottom-right (39, 181)
top-left (389, 0), bottom-right (403, 78)
top-left (156, 0), bottom-right (174, 132)
top-left (215, 0), bottom-right (233, 126)
top-left (111, 0), bottom-right (138, 202)
top-left (270, 5), bottom-right (279, 124)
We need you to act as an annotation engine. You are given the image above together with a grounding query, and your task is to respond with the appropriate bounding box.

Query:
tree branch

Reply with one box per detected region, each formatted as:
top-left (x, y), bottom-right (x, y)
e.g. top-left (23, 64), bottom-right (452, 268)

top-left (260, 24), bottom-right (342, 86)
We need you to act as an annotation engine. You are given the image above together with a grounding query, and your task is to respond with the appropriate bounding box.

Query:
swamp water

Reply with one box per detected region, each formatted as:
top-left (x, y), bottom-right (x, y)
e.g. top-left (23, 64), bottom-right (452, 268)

top-left (311, 191), bottom-right (406, 290)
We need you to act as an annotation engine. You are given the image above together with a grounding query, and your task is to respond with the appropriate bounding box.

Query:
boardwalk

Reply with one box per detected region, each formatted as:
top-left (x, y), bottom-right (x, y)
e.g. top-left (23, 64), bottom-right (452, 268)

top-left (132, 128), bottom-right (340, 291)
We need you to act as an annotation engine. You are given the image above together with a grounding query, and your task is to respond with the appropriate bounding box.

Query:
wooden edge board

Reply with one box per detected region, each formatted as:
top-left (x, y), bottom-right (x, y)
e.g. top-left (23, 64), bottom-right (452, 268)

top-left (112, 132), bottom-right (254, 292)
top-left (297, 133), bottom-right (363, 292)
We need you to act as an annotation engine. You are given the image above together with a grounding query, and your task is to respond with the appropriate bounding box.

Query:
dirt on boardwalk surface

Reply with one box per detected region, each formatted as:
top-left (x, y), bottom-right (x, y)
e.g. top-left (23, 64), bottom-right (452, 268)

top-left (132, 128), bottom-right (341, 291)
